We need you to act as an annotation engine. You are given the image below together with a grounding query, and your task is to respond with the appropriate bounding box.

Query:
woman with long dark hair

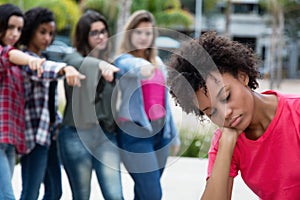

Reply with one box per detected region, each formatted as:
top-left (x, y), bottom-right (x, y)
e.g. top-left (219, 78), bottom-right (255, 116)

top-left (57, 10), bottom-right (123, 200)
top-left (0, 4), bottom-right (46, 199)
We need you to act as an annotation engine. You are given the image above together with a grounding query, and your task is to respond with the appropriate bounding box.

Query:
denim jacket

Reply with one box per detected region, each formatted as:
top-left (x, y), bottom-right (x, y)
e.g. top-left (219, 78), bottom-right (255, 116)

top-left (114, 53), bottom-right (178, 140)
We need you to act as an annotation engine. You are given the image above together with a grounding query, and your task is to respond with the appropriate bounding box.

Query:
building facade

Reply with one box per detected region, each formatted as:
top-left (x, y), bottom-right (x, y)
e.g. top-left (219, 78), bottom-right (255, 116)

top-left (200, 0), bottom-right (299, 79)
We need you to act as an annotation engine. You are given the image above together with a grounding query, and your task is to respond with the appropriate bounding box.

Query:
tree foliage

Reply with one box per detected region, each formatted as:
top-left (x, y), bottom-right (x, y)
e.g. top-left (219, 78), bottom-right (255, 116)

top-left (0, 0), bottom-right (194, 35)
top-left (35, 0), bottom-right (81, 32)
top-left (131, 0), bottom-right (194, 29)
top-left (83, 0), bottom-right (119, 34)
top-left (0, 0), bottom-right (81, 34)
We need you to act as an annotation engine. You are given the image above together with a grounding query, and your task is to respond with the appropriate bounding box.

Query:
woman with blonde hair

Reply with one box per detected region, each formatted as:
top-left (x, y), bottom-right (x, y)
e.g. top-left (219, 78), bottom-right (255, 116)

top-left (114, 10), bottom-right (179, 200)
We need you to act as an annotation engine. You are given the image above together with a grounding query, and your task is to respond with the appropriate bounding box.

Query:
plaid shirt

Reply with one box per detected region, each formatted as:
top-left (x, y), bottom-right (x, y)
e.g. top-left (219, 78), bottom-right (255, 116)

top-left (22, 50), bottom-right (65, 153)
top-left (0, 45), bottom-right (27, 153)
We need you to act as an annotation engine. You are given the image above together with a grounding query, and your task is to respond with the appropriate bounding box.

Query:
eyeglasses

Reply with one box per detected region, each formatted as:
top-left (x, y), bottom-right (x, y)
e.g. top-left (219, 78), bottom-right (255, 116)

top-left (89, 28), bottom-right (108, 38)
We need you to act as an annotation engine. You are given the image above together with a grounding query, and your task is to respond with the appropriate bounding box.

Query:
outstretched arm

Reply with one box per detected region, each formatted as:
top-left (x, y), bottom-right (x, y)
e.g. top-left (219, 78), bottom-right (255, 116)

top-left (59, 66), bottom-right (86, 87)
top-left (114, 54), bottom-right (155, 79)
top-left (201, 128), bottom-right (238, 200)
top-left (98, 60), bottom-right (120, 82)
top-left (61, 51), bottom-right (119, 83)
top-left (9, 49), bottom-right (45, 76)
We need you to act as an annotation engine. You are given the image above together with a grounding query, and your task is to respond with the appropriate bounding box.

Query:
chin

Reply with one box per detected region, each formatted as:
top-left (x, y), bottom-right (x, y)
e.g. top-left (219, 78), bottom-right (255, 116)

top-left (95, 46), bottom-right (106, 51)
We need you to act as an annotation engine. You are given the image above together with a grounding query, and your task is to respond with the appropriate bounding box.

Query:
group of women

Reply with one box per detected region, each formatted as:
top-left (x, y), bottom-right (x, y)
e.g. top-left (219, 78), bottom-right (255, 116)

top-left (0, 3), bottom-right (179, 200)
top-left (2, 2), bottom-right (300, 200)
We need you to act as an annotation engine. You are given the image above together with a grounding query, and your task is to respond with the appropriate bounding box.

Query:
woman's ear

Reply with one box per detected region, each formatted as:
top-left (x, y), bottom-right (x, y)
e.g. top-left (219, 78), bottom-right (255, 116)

top-left (237, 71), bottom-right (249, 86)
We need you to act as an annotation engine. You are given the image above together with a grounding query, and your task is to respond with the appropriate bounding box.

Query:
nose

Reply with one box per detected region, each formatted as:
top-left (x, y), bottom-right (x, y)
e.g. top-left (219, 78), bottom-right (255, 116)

top-left (141, 33), bottom-right (149, 40)
top-left (97, 33), bottom-right (105, 39)
top-left (224, 105), bottom-right (233, 121)
top-left (45, 33), bottom-right (53, 43)
top-left (11, 28), bottom-right (20, 37)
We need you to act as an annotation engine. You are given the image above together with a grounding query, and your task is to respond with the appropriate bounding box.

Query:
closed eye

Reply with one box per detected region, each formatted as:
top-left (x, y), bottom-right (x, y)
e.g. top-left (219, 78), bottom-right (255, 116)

top-left (209, 108), bottom-right (216, 117)
top-left (204, 108), bottom-right (216, 118)
top-left (221, 93), bottom-right (230, 103)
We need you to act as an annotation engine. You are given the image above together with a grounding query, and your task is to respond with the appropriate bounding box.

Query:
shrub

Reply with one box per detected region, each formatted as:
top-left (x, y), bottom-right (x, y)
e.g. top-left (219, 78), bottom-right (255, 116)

top-left (177, 122), bottom-right (216, 158)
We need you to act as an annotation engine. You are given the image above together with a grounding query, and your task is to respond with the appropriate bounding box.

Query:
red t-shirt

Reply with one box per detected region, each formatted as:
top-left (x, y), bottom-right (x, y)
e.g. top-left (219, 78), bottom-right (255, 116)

top-left (207, 91), bottom-right (300, 199)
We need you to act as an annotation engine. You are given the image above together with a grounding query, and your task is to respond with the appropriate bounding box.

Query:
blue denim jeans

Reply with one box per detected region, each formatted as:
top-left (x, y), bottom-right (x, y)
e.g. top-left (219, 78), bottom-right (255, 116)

top-left (0, 143), bottom-right (16, 200)
top-left (20, 144), bottom-right (49, 200)
top-left (117, 119), bottom-right (171, 200)
top-left (43, 125), bottom-right (62, 200)
top-left (58, 125), bottom-right (123, 200)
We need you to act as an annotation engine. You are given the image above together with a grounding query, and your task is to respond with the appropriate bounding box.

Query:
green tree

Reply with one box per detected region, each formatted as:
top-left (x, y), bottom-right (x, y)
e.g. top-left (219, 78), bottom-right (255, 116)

top-left (0, 0), bottom-right (81, 34)
top-left (131, 0), bottom-right (193, 29)
top-left (81, 0), bottom-right (119, 34)
top-left (79, 0), bottom-right (194, 34)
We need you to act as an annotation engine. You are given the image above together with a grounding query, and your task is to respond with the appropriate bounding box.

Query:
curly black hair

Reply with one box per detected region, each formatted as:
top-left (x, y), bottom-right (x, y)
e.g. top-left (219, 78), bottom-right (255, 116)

top-left (20, 7), bottom-right (55, 46)
top-left (167, 31), bottom-right (260, 118)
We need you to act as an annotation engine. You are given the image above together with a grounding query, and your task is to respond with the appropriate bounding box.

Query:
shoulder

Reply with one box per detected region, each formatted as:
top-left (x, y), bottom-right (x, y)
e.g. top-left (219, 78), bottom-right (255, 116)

top-left (156, 56), bottom-right (167, 70)
top-left (114, 53), bottom-right (133, 62)
top-left (155, 56), bottom-right (164, 65)
top-left (262, 90), bottom-right (300, 98)
top-left (114, 53), bottom-right (131, 66)
top-left (0, 45), bottom-right (15, 56)
top-left (67, 51), bottom-right (82, 58)
top-left (263, 90), bottom-right (300, 106)
top-left (63, 51), bottom-right (84, 62)
top-left (114, 53), bottom-right (150, 67)
top-left (281, 93), bottom-right (300, 110)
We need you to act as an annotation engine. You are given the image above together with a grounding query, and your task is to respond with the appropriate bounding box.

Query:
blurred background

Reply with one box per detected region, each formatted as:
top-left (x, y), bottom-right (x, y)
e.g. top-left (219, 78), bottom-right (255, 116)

top-left (2, 0), bottom-right (300, 158)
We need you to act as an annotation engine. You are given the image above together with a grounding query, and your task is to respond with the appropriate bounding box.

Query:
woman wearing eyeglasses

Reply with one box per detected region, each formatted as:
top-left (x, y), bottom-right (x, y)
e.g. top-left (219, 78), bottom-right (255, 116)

top-left (56, 10), bottom-right (123, 200)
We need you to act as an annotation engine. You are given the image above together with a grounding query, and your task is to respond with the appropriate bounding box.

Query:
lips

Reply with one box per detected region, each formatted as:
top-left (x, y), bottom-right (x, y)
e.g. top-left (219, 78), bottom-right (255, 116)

top-left (229, 115), bottom-right (242, 128)
top-left (7, 38), bottom-right (17, 45)
top-left (10, 39), bottom-right (17, 43)
top-left (40, 43), bottom-right (48, 48)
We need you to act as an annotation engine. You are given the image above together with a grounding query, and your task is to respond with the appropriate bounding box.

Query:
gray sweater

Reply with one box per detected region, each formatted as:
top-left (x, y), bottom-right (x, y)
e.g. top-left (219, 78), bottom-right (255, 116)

top-left (61, 51), bottom-right (117, 132)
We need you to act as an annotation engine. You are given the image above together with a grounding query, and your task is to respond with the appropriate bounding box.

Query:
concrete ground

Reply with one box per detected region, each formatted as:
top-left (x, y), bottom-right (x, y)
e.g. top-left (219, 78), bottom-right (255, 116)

top-left (12, 157), bottom-right (257, 200)
top-left (12, 79), bottom-right (300, 199)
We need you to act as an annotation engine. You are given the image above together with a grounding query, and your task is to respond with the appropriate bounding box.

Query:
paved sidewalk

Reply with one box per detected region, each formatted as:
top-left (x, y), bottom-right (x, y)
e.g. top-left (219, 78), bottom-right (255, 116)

top-left (12, 79), bottom-right (299, 199)
top-left (256, 78), bottom-right (300, 94)
top-left (12, 157), bottom-right (257, 200)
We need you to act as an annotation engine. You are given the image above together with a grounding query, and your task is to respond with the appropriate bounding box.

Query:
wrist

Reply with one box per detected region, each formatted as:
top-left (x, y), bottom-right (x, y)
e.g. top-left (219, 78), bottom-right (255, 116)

top-left (98, 60), bottom-right (109, 71)
top-left (27, 56), bottom-right (35, 65)
top-left (219, 129), bottom-right (238, 151)
top-left (59, 66), bottom-right (70, 75)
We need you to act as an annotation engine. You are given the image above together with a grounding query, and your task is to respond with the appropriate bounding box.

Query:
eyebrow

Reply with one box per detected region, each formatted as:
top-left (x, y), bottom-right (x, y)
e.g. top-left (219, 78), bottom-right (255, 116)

top-left (90, 28), bottom-right (106, 31)
top-left (216, 86), bottom-right (225, 98)
top-left (201, 106), bottom-right (209, 112)
top-left (200, 86), bottom-right (225, 113)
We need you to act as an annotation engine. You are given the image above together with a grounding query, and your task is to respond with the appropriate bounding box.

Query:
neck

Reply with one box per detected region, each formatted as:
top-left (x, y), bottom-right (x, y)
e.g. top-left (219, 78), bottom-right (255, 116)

top-left (90, 50), bottom-right (99, 58)
top-left (133, 49), bottom-right (146, 59)
top-left (28, 45), bottom-right (41, 57)
top-left (244, 91), bottom-right (278, 140)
